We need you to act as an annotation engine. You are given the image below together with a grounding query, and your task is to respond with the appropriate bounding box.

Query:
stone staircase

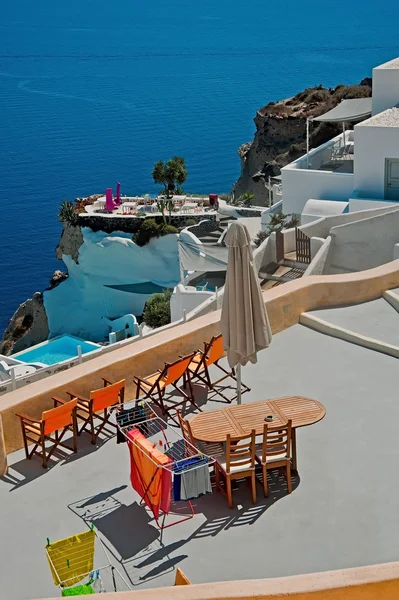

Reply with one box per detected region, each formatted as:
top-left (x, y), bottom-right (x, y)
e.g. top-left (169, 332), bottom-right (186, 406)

top-left (197, 215), bottom-right (235, 246)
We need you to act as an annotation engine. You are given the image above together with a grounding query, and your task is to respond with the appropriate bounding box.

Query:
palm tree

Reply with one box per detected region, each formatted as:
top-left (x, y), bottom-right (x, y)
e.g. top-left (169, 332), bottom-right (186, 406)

top-left (152, 156), bottom-right (188, 198)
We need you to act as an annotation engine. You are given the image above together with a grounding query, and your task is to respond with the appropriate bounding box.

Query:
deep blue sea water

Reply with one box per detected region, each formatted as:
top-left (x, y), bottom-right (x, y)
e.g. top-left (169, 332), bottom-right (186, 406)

top-left (1, 0), bottom-right (398, 335)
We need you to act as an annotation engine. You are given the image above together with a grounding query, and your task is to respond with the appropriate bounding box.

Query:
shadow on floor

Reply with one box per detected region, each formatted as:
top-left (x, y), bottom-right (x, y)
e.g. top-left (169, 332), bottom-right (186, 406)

top-left (67, 468), bottom-right (298, 587)
top-left (1, 432), bottom-right (114, 491)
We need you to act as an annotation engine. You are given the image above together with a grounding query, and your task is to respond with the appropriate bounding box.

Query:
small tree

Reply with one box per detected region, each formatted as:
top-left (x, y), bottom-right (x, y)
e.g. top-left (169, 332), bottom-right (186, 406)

top-left (58, 200), bottom-right (79, 227)
top-left (156, 197), bottom-right (167, 224)
top-left (152, 156), bottom-right (188, 198)
top-left (143, 289), bottom-right (172, 329)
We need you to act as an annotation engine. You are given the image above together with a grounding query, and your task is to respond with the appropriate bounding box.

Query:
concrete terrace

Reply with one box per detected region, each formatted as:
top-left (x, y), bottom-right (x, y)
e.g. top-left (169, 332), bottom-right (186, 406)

top-left (1, 321), bottom-right (399, 600)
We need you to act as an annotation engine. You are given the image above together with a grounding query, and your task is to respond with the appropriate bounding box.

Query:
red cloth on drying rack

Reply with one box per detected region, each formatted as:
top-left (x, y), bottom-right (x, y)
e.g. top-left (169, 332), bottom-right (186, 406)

top-left (126, 428), bottom-right (172, 519)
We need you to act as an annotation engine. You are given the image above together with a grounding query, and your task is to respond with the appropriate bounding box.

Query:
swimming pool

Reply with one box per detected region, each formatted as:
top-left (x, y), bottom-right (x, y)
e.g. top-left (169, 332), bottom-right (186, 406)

top-left (13, 335), bottom-right (102, 366)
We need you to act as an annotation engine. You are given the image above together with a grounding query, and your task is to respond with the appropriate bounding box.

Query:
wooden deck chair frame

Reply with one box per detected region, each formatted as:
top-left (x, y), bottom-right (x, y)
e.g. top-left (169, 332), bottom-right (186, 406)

top-left (16, 397), bottom-right (78, 468)
top-left (255, 419), bottom-right (292, 497)
top-left (67, 378), bottom-right (125, 445)
top-left (215, 430), bottom-right (256, 509)
top-left (134, 353), bottom-right (198, 424)
top-left (189, 334), bottom-right (250, 403)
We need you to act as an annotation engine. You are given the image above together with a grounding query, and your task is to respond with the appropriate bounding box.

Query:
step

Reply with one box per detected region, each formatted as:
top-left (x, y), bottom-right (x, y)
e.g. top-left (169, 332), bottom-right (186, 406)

top-left (300, 312), bottom-right (399, 360)
top-left (305, 298), bottom-right (399, 348)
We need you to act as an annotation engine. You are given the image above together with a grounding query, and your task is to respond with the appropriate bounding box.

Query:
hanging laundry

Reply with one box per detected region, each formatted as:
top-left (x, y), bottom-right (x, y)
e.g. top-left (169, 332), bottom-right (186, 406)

top-left (116, 405), bottom-right (148, 443)
top-left (126, 429), bottom-right (172, 519)
top-left (172, 456), bottom-right (211, 500)
top-left (180, 464), bottom-right (211, 500)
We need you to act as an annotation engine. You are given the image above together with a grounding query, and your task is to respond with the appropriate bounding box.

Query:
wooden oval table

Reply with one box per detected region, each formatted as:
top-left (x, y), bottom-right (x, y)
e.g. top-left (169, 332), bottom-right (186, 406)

top-left (189, 396), bottom-right (326, 471)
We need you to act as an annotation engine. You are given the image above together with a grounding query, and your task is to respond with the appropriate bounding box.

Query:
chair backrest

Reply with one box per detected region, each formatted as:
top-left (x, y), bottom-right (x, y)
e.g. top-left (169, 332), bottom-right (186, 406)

top-left (261, 419), bottom-right (292, 463)
top-left (163, 353), bottom-right (195, 387)
top-left (175, 568), bottom-right (191, 586)
top-left (90, 379), bottom-right (125, 412)
top-left (225, 430), bottom-right (256, 473)
top-left (204, 334), bottom-right (224, 367)
top-left (42, 399), bottom-right (77, 435)
top-left (177, 410), bottom-right (196, 447)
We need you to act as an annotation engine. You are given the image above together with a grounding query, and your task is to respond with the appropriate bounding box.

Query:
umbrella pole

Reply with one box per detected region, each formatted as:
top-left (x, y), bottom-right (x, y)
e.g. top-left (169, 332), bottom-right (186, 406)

top-left (236, 364), bottom-right (242, 405)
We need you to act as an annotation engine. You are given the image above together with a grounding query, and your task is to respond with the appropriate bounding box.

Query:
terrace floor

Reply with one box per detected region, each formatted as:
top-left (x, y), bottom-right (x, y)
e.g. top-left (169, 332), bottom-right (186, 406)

top-left (1, 323), bottom-right (398, 600)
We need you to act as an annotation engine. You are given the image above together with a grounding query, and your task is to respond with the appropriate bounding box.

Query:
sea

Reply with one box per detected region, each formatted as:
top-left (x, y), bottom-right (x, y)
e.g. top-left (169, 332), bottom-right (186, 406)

top-left (1, 0), bottom-right (398, 336)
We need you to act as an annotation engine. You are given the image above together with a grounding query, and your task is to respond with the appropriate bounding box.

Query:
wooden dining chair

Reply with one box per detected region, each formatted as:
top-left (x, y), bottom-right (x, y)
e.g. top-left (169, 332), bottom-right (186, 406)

top-left (177, 409), bottom-right (224, 458)
top-left (215, 430), bottom-right (257, 509)
top-left (189, 334), bottom-right (250, 403)
top-left (255, 420), bottom-right (293, 497)
top-left (134, 353), bottom-right (199, 423)
top-left (66, 378), bottom-right (125, 445)
top-left (16, 397), bottom-right (78, 468)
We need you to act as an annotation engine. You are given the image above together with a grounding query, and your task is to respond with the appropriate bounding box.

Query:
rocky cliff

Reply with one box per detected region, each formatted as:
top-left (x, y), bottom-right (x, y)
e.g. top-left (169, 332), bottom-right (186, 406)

top-left (233, 79), bottom-right (372, 205)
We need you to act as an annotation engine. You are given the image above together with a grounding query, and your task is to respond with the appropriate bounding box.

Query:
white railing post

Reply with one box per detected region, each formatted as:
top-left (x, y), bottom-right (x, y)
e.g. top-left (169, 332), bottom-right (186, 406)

top-left (10, 367), bottom-right (16, 391)
top-left (215, 286), bottom-right (219, 310)
top-left (77, 345), bottom-right (83, 364)
top-left (109, 332), bottom-right (117, 345)
top-left (183, 309), bottom-right (187, 323)
top-left (139, 323), bottom-right (144, 338)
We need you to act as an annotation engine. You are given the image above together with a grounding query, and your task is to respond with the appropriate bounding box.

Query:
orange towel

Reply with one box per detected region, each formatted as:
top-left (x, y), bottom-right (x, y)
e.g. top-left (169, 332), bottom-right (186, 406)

top-left (127, 429), bottom-right (172, 519)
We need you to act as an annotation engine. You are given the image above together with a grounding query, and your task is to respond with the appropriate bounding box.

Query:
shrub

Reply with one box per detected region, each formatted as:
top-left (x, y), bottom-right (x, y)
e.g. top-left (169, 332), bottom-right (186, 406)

top-left (334, 84), bottom-right (371, 100)
top-left (289, 143), bottom-right (301, 155)
top-left (184, 218), bottom-right (197, 227)
top-left (133, 218), bottom-right (178, 247)
top-left (306, 89), bottom-right (330, 103)
top-left (254, 230), bottom-right (268, 247)
top-left (142, 289), bottom-right (172, 329)
top-left (58, 200), bottom-right (79, 227)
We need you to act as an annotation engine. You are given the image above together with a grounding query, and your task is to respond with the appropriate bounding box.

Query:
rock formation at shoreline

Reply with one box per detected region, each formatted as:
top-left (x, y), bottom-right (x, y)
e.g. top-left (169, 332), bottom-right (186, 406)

top-left (233, 79), bottom-right (372, 205)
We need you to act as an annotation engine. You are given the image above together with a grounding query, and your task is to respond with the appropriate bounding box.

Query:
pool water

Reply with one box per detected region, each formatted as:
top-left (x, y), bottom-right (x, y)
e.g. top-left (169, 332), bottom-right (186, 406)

top-left (13, 335), bottom-right (101, 366)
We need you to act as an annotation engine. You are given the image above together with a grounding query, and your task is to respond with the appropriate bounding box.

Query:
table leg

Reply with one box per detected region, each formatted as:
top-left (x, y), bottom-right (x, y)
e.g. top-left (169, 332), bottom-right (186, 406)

top-left (291, 428), bottom-right (297, 472)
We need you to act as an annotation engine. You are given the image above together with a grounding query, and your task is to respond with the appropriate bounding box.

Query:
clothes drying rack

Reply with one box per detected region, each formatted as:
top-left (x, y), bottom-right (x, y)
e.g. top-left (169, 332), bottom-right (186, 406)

top-left (113, 401), bottom-right (215, 533)
top-left (45, 525), bottom-right (132, 596)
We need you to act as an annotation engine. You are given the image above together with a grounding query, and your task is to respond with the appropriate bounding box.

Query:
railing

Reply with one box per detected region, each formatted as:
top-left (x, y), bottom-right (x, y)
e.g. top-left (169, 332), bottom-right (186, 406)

top-left (295, 228), bottom-right (311, 264)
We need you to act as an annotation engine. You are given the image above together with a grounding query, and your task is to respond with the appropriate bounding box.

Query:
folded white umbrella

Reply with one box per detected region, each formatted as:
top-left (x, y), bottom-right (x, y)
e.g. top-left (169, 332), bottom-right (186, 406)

top-left (220, 221), bottom-right (272, 403)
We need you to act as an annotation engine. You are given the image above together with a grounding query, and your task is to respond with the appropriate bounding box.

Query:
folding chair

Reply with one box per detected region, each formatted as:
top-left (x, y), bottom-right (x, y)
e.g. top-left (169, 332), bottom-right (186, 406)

top-left (189, 334), bottom-right (250, 403)
top-left (66, 378), bottom-right (125, 445)
top-left (16, 397), bottom-right (78, 468)
top-left (255, 419), bottom-right (293, 497)
top-left (134, 353), bottom-right (198, 423)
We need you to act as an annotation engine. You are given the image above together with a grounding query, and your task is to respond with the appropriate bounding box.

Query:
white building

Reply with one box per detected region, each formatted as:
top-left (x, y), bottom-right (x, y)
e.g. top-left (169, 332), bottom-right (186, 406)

top-left (281, 57), bottom-right (399, 222)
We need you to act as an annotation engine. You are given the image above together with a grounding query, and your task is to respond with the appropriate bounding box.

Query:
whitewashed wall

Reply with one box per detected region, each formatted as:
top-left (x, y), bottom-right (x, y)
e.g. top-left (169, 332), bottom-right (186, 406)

top-left (372, 64), bottom-right (399, 115)
top-left (354, 122), bottom-right (399, 199)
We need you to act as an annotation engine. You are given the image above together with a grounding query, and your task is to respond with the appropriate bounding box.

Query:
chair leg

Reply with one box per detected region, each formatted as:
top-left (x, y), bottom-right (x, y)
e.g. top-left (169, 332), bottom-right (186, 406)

top-left (72, 417), bottom-right (78, 453)
top-left (291, 428), bottom-right (297, 472)
top-left (251, 472), bottom-right (257, 505)
top-left (41, 434), bottom-right (48, 469)
top-left (286, 462), bottom-right (292, 494)
top-left (226, 475), bottom-right (233, 509)
top-left (262, 466), bottom-right (268, 497)
top-left (21, 425), bottom-right (30, 460)
top-left (89, 412), bottom-right (96, 445)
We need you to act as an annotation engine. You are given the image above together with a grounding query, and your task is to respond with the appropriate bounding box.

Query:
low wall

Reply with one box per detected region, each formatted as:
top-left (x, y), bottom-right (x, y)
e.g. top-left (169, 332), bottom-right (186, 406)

top-left (79, 213), bottom-right (216, 234)
top-left (2, 260), bottom-right (399, 455)
top-left (43, 562), bottom-right (399, 600)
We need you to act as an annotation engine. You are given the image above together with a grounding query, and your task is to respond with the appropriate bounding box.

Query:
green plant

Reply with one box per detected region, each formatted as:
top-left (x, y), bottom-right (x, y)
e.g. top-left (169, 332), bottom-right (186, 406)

top-left (184, 218), bottom-right (197, 227)
top-left (58, 200), bottom-right (79, 227)
top-left (289, 143), bottom-right (301, 155)
top-left (133, 218), bottom-right (178, 247)
top-left (231, 192), bottom-right (255, 208)
top-left (143, 289), bottom-right (172, 329)
top-left (254, 230), bottom-right (268, 247)
top-left (152, 156), bottom-right (188, 198)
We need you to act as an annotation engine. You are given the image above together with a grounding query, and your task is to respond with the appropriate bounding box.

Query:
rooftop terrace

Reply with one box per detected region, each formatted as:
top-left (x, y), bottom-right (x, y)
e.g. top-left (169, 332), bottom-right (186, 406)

top-left (1, 312), bottom-right (399, 600)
